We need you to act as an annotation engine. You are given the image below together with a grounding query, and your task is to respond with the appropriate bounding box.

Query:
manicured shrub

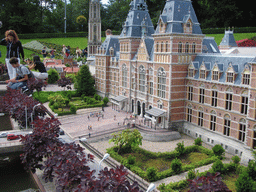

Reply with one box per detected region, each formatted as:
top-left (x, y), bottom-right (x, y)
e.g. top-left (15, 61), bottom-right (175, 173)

top-left (247, 160), bottom-right (256, 180)
top-left (194, 138), bottom-right (202, 146)
top-left (171, 158), bottom-right (182, 174)
top-left (103, 97), bottom-right (109, 106)
top-left (231, 155), bottom-right (241, 165)
top-left (235, 171), bottom-right (255, 192)
top-left (127, 155), bottom-right (136, 165)
top-left (186, 169), bottom-right (197, 180)
top-left (212, 159), bottom-right (225, 173)
top-left (146, 167), bottom-right (158, 182)
top-left (212, 144), bottom-right (225, 157)
top-left (47, 68), bottom-right (59, 84)
top-left (69, 104), bottom-right (77, 114)
top-left (175, 141), bottom-right (185, 156)
top-left (53, 103), bottom-right (59, 109)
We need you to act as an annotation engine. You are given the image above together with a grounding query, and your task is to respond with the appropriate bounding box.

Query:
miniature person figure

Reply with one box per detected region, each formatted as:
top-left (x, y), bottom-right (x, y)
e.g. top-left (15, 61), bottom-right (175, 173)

top-left (50, 47), bottom-right (56, 58)
top-left (41, 47), bottom-right (47, 58)
top-left (65, 46), bottom-right (71, 58)
top-left (76, 47), bottom-right (82, 58)
top-left (28, 55), bottom-right (48, 80)
top-left (0, 30), bottom-right (25, 79)
top-left (62, 45), bottom-right (67, 58)
top-left (114, 115), bottom-right (116, 120)
top-left (6, 57), bottom-right (33, 90)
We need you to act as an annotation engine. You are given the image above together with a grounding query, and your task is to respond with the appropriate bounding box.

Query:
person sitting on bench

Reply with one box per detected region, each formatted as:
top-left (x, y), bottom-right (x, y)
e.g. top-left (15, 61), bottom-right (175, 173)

top-left (6, 57), bottom-right (33, 90)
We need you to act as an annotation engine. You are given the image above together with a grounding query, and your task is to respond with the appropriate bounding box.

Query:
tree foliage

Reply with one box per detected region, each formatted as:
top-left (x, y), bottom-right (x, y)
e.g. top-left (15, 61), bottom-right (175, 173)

top-left (109, 129), bottom-right (143, 154)
top-left (75, 64), bottom-right (95, 96)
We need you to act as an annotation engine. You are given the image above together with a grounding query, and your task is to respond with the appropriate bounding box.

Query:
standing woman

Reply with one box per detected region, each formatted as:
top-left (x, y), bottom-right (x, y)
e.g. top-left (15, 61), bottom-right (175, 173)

top-left (0, 30), bottom-right (24, 79)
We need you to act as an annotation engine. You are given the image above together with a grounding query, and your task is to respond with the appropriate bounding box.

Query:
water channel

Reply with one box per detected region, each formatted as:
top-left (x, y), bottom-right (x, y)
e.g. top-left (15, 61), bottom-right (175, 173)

top-left (0, 96), bottom-right (39, 192)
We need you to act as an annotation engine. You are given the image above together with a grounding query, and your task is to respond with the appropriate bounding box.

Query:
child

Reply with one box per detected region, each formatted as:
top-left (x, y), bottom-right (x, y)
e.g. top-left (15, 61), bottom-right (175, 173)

top-left (6, 57), bottom-right (33, 90)
top-left (28, 55), bottom-right (48, 80)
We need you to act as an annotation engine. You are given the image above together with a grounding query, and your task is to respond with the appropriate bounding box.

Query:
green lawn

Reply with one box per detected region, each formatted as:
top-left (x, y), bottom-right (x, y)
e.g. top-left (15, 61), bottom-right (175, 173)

top-left (0, 32), bottom-right (255, 64)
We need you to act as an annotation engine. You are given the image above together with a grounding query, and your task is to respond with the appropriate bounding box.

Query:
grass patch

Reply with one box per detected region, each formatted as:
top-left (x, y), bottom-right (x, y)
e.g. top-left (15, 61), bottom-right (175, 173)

top-left (222, 173), bottom-right (238, 192)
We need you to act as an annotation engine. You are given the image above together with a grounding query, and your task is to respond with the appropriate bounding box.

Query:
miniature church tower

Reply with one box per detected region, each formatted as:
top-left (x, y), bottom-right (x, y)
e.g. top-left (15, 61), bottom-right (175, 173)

top-left (88, 0), bottom-right (102, 57)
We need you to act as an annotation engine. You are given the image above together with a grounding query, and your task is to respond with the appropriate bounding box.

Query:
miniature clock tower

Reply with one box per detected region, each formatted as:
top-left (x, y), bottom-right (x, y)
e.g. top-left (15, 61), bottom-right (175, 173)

top-left (88, 0), bottom-right (102, 57)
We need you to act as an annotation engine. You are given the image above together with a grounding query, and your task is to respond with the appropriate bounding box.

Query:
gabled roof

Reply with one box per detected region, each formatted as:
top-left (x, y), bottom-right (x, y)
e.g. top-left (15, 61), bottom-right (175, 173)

top-left (202, 37), bottom-right (220, 53)
top-left (98, 35), bottom-right (120, 56)
top-left (155, 0), bottom-right (202, 34)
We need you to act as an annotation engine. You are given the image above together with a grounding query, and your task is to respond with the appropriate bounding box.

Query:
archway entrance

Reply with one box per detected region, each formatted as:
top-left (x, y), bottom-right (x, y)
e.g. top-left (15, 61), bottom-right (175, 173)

top-left (137, 101), bottom-right (141, 115)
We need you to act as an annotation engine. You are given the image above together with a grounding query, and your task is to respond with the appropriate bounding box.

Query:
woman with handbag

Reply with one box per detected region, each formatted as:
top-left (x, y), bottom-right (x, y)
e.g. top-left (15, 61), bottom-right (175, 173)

top-left (0, 30), bottom-right (24, 79)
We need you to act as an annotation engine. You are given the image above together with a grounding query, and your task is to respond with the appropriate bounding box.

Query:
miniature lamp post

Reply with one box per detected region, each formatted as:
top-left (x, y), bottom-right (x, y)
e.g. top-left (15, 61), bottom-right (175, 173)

top-left (146, 183), bottom-right (156, 192)
top-left (98, 153), bottom-right (110, 171)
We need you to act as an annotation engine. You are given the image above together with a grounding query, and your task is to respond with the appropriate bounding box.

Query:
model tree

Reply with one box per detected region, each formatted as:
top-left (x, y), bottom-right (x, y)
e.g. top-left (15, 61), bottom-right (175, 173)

top-left (109, 129), bottom-right (143, 154)
top-left (75, 65), bottom-right (95, 96)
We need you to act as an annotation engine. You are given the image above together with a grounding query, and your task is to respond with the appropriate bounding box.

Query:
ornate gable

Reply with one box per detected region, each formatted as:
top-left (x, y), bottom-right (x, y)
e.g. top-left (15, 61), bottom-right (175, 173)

top-left (137, 40), bottom-right (149, 61)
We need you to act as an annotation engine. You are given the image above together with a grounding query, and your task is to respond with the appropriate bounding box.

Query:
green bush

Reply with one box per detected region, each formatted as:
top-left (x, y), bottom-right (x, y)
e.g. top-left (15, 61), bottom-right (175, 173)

top-left (49, 99), bottom-right (54, 106)
top-left (47, 68), bottom-right (59, 84)
top-left (194, 138), bottom-right (203, 146)
top-left (171, 158), bottom-right (182, 174)
top-left (186, 169), bottom-right (197, 180)
top-left (212, 144), bottom-right (225, 157)
top-left (103, 97), bottom-right (109, 106)
top-left (94, 94), bottom-right (102, 101)
top-left (175, 141), bottom-right (185, 155)
top-left (127, 155), bottom-right (136, 165)
top-left (231, 155), bottom-right (241, 165)
top-left (53, 103), bottom-right (59, 109)
top-left (69, 104), bottom-right (77, 114)
top-left (235, 171), bottom-right (255, 192)
top-left (146, 167), bottom-right (158, 182)
top-left (247, 160), bottom-right (256, 181)
top-left (212, 159), bottom-right (225, 173)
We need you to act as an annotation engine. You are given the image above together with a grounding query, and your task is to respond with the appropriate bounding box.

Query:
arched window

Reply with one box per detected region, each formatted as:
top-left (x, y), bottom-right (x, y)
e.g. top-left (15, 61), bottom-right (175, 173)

top-left (178, 42), bottom-right (182, 53)
top-left (210, 110), bottom-right (217, 131)
top-left (239, 119), bottom-right (246, 142)
top-left (192, 42), bottom-right (196, 53)
top-left (198, 107), bottom-right (204, 127)
top-left (122, 64), bottom-right (127, 88)
top-left (157, 68), bottom-right (166, 98)
top-left (224, 114), bottom-right (231, 136)
top-left (185, 42), bottom-right (189, 53)
top-left (139, 65), bottom-right (146, 92)
top-left (149, 68), bottom-right (154, 95)
top-left (225, 88), bottom-right (233, 111)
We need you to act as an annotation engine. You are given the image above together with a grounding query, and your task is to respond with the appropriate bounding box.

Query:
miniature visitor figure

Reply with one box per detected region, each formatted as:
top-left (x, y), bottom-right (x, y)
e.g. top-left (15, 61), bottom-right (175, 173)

top-left (76, 47), bottom-right (82, 58)
top-left (0, 30), bottom-right (24, 79)
top-left (50, 47), bottom-right (56, 58)
top-left (62, 45), bottom-right (67, 58)
top-left (66, 46), bottom-right (71, 58)
top-left (41, 47), bottom-right (47, 58)
top-left (6, 57), bottom-right (33, 90)
top-left (28, 55), bottom-right (48, 80)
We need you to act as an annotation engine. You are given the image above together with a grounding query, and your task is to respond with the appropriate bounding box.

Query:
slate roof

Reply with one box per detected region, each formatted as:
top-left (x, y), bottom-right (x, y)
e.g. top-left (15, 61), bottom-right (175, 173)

top-left (219, 30), bottom-right (238, 47)
top-left (202, 37), bottom-right (220, 53)
top-left (155, 0), bottom-right (202, 34)
top-left (192, 55), bottom-right (255, 85)
top-left (145, 108), bottom-right (165, 117)
top-left (99, 35), bottom-right (120, 56)
top-left (120, 0), bottom-right (155, 38)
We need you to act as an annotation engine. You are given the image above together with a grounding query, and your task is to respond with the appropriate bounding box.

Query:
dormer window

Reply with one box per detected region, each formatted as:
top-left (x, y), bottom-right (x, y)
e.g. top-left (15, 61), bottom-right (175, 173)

top-left (109, 47), bottom-right (114, 56)
top-left (200, 69), bottom-right (205, 79)
top-left (242, 65), bottom-right (250, 85)
top-left (227, 72), bottom-right (234, 83)
top-left (184, 19), bottom-right (193, 34)
top-left (212, 66), bottom-right (219, 81)
top-left (188, 68), bottom-right (194, 77)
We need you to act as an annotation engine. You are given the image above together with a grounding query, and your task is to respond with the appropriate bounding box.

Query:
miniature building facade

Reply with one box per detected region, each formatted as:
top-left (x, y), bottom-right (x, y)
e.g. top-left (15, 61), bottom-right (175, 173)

top-left (94, 0), bottom-right (256, 164)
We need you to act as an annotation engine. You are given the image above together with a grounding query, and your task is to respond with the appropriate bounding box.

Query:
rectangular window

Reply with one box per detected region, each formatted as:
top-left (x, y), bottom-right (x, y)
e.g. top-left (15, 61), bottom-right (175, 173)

top-left (243, 74), bottom-right (250, 85)
top-left (188, 86), bottom-right (193, 101)
top-left (149, 82), bottom-right (153, 95)
top-left (198, 111), bottom-right (203, 126)
top-left (224, 119), bottom-right (230, 136)
top-left (187, 108), bottom-right (192, 122)
top-left (239, 123), bottom-right (246, 142)
top-left (227, 72), bottom-right (234, 83)
top-left (210, 115), bottom-right (216, 131)
top-left (253, 131), bottom-right (256, 149)
top-left (241, 96), bottom-right (248, 114)
top-left (212, 71), bottom-right (219, 81)
top-left (211, 90), bottom-right (218, 107)
top-left (226, 93), bottom-right (232, 110)
top-left (199, 88), bottom-right (205, 104)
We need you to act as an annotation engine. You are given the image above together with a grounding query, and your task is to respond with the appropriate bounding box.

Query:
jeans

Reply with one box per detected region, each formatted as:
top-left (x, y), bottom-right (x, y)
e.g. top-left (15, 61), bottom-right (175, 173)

top-left (8, 81), bottom-right (27, 90)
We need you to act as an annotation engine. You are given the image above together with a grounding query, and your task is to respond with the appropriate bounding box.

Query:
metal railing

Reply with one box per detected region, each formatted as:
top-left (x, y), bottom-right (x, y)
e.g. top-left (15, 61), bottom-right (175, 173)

top-left (79, 140), bottom-right (158, 192)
